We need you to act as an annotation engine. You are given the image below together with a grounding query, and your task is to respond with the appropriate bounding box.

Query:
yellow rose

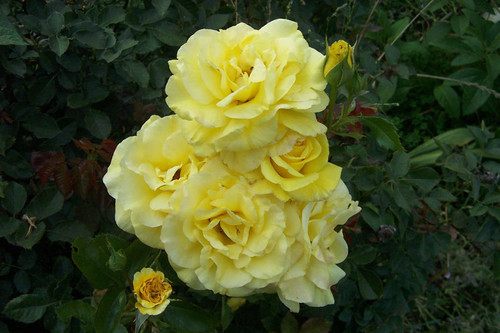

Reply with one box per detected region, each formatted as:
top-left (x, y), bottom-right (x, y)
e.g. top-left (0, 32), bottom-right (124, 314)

top-left (161, 157), bottom-right (292, 297)
top-left (103, 115), bottom-right (204, 249)
top-left (133, 268), bottom-right (172, 315)
top-left (323, 40), bottom-right (353, 77)
top-left (165, 19), bottom-right (328, 155)
top-left (259, 131), bottom-right (342, 201)
top-left (277, 180), bottom-right (361, 312)
top-left (227, 297), bottom-right (246, 312)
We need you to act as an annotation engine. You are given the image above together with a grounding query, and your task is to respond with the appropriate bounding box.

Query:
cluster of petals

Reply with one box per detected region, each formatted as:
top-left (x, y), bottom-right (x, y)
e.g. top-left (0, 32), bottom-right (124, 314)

top-left (104, 18), bottom-right (360, 312)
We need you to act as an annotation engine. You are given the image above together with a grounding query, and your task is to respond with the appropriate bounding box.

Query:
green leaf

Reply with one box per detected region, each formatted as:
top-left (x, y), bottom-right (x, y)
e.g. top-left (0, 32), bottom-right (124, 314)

top-left (75, 30), bottom-right (116, 49)
top-left (450, 15), bottom-right (469, 35)
top-left (120, 61), bottom-right (150, 88)
top-left (0, 214), bottom-right (20, 237)
top-left (56, 300), bottom-right (95, 324)
top-left (107, 248), bottom-right (127, 272)
top-left (430, 188), bottom-right (457, 202)
top-left (408, 128), bottom-right (475, 166)
top-left (7, 221), bottom-right (46, 249)
top-left (124, 240), bottom-right (156, 278)
top-left (71, 234), bottom-right (129, 289)
top-left (357, 268), bottom-right (383, 300)
top-left (0, 150), bottom-right (33, 179)
top-left (152, 23), bottom-right (186, 46)
top-left (0, 13), bottom-right (27, 45)
top-left (384, 44), bottom-right (400, 65)
top-left (280, 312), bottom-right (298, 333)
top-left (357, 117), bottom-right (403, 151)
top-left (135, 311), bottom-right (149, 333)
top-left (163, 302), bottom-right (217, 333)
top-left (388, 17), bottom-right (409, 43)
top-left (494, 250), bottom-right (500, 280)
top-left (49, 36), bottom-right (70, 56)
top-left (488, 207), bottom-right (500, 222)
top-left (425, 22), bottom-right (450, 45)
top-left (450, 53), bottom-right (480, 66)
top-left (2, 182), bottom-right (27, 215)
top-left (99, 6), bottom-right (126, 26)
top-left (462, 86), bottom-right (490, 115)
top-left (47, 220), bottom-right (92, 243)
top-left (25, 187), bottom-right (64, 221)
top-left (28, 78), bottom-right (56, 106)
top-left (13, 270), bottom-right (31, 293)
top-left (46, 12), bottom-right (64, 36)
top-left (85, 109), bottom-right (112, 140)
top-left (152, 0), bottom-right (172, 16)
top-left (3, 294), bottom-right (50, 323)
top-left (99, 38), bottom-right (138, 63)
top-left (206, 14), bottom-right (231, 29)
top-left (486, 54), bottom-right (500, 81)
top-left (404, 167), bottom-right (440, 193)
top-left (94, 288), bottom-right (127, 333)
top-left (360, 203), bottom-right (381, 231)
top-left (349, 244), bottom-right (378, 265)
top-left (149, 58), bottom-right (170, 89)
top-left (376, 77), bottom-right (397, 103)
top-left (470, 205), bottom-right (488, 217)
top-left (434, 84), bottom-right (460, 118)
top-left (1, 57), bottom-right (27, 76)
top-left (22, 112), bottom-right (61, 139)
top-left (298, 317), bottom-right (332, 333)
top-left (387, 151), bottom-right (410, 179)
top-left (395, 182), bottom-right (414, 211)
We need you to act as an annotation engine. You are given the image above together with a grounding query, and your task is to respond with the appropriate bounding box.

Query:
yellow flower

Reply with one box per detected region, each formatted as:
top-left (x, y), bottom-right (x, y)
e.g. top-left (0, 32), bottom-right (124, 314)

top-left (324, 40), bottom-right (353, 77)
top-left (165, 19), bottom-right (328, 156)
top-left (103, 115), bottom-right (205, 249)
top-left (277, 180), bottom-right (361, 312)
top-left (161, 157), bottom-right (292, 297)
top-left (227, 297), bottom-right (246, 312)
top-left (133, 268), bottom-right (172, 315)
top-left (259, 132), bottom-right (342, 201)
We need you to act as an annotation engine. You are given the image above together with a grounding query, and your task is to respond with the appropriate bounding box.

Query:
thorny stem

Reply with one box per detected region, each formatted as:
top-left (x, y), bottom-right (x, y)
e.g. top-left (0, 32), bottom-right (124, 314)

top-left (416, 73), bottom-right (500, 99)
top-left (377, 0), bottom-right (436, 62)
top-left (355, 0), bottom-right (381, 54)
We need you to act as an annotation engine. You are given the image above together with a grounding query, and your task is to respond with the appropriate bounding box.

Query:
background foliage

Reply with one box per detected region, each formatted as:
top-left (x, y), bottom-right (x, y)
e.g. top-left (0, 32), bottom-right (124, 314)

top-left (0, 0), bottom-right (499, 332)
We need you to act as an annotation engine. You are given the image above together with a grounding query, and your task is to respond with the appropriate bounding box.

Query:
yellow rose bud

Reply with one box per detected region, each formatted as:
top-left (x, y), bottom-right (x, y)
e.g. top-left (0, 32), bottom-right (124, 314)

top-left (324, 40), bottom-right (353, 77)
top-left (133, 268), bottom-right (172, 315)
top-left (227, 297), bottom-right (246, 312)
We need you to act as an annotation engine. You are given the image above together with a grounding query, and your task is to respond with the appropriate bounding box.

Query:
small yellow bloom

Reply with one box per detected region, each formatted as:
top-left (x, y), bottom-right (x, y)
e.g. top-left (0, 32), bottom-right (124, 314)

top-left (324, 40), bottom-right (353, 77)
top-left (133, 268), bottom-right (172, 315)
top-left (227, 297), bottom-right (246, 312)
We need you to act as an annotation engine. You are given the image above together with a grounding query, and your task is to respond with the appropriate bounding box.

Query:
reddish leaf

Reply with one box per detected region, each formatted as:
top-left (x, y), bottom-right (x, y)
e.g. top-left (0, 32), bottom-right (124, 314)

top-left (95, 184), bottom-right (113, 211)
top-left (53, 163), bottom-right (73, 198)
top-left (71, 166), bottom-right (86, 199)
top-left (344, 232), bottom-right (352, 245)
top-left (345, 214), bottom-right (359, 228)
top-left (73, 138), bottom-right (95, 154)
top-left (38, 163), bottom-right (56, 189)
top-left (30, 151), bottom-right (64, 172)
top-left (98, 139), bottom-right (117, 162)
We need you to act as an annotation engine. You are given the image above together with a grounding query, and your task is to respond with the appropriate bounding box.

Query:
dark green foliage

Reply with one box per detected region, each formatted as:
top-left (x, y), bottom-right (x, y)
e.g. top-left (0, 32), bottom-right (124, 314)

top-left (0, 0), bottom-right (499, 332)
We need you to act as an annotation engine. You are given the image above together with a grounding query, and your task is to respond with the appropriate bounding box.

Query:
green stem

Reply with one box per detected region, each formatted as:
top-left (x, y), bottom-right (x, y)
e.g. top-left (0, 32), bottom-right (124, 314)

top-left (326, 85), bottom-right (338, 133)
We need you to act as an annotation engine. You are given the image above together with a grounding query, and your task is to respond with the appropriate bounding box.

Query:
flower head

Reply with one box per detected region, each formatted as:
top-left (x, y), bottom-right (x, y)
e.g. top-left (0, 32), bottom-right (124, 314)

top-left (259, 131), bottom-right (342, 201)
top-left (324, 40), bottom-right (353, 77)
top-left (103, 115), bottom-right (205, 249)
top-left (277, 180), bottom-right (361, 312)
top-left (161, 158), bottom-right (291, 297)
top-left (165, 19), bottom-right (328, 155)
top-left (133, 268), bottom-right (172, 315)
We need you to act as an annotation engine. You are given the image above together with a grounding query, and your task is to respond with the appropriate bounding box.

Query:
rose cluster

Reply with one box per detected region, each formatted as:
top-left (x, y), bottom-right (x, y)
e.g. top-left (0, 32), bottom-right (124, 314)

top-left (104, 19), bottom-right (360, 312)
